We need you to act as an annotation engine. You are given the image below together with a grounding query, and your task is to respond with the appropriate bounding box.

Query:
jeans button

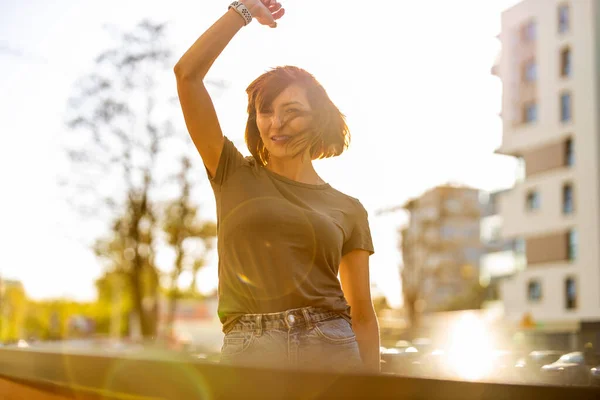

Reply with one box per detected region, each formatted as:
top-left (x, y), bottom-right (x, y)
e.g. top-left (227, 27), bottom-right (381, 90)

top-left (287, 314), bottom-right (295, 324)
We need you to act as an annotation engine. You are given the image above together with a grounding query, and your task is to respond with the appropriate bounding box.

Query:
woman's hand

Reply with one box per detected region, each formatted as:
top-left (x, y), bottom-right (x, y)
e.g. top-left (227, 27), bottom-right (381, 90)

top-left (240, 0), bottom-right (285, 28)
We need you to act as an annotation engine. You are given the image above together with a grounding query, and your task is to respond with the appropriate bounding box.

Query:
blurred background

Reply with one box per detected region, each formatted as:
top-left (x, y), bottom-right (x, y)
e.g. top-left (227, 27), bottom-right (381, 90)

top-left (2, 0), bottom-right (600, 388)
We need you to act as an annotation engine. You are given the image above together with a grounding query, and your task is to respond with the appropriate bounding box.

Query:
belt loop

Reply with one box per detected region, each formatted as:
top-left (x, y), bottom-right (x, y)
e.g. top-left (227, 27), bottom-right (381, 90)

top-left (301, 308), bottom-right (313, 330)
top-left (255, 314), bottom-right (263, 337)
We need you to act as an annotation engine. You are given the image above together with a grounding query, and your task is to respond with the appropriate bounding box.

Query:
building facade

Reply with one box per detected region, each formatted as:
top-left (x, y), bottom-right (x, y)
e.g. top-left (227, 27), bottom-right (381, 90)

top-left (493, 0), bottom-right (600, 347)
top-left (401, 185), bottom-right (483, 313)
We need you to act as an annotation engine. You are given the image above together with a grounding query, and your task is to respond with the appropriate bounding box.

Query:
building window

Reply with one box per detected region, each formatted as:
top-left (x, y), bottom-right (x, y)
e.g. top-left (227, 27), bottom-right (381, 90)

top-left (524, 60), bottom-right (537, 82)
top-left (558, 4), bottom-right (570, 33)
top-left (526, 191), bottom-right (540, 211)
top-left (567, 229), bottom-right (577, 260)
top-left (565, 138), bottom-right (574, 166)
top-left (522, 20), bottom-right (536, 41)
top-left (528, 280), bottom-right (542, 302)
top-left (561, 93), bottom-right (572, 122)
top-left (563, 184), bottom-right (574, 214)
top-left (565, 277), bottom-right (577, 309)
top-left (560, 47), bottom-right (571, 77)
top-left (523, 102), bottom-right (537, 123)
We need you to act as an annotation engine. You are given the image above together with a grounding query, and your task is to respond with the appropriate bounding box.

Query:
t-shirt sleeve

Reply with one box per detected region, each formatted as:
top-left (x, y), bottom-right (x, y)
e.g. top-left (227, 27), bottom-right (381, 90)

top-left (342, 200), bottom-right (375, 256)
top-left (206, 136), bottom-right (247, 188)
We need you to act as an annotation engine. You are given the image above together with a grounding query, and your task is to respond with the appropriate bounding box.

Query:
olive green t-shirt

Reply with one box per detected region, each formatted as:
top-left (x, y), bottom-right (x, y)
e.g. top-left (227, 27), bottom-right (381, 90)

top-left (208, 137), bottom-right (375, 332)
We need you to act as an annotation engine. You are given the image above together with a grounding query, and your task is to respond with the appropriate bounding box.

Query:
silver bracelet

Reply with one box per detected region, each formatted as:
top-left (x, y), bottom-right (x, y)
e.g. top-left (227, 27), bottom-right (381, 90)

top-left (229, 1), bottom-right (253, 26)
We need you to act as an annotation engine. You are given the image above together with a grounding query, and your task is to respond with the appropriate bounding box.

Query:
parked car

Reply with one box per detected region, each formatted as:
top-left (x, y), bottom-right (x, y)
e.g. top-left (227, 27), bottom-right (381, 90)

top-left (380, 345), bottom-right (421, 376)
top-left (540, 351), bottom-right (597, 386)
top-left (590, 365), bottom-right (600, 387)
top-left (514, 350), bottom-right (563, 384)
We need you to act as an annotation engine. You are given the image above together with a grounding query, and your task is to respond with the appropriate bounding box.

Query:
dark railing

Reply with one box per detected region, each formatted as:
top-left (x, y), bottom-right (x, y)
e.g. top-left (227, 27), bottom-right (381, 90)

top-left (1, 348), bottom-right (599, 399)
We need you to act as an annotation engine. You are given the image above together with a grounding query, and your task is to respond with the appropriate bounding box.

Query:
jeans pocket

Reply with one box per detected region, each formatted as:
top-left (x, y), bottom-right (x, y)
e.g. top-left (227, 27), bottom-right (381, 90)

top-left (314, 317), bottom-right (356, 344)
top-left (221, 330), bottom-right (255, 357)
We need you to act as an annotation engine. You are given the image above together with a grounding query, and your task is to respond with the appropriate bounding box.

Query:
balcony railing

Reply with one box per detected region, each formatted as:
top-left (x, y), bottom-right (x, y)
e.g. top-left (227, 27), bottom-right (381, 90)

top-left (491, 51), bottom-right (501, 77)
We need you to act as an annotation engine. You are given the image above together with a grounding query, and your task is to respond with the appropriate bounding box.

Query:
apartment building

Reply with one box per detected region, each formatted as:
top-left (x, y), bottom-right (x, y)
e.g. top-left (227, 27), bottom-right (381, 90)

top-left (401, 185), bottom-right (483, 313)
top-left (493, 0), bottom-right (600, 347)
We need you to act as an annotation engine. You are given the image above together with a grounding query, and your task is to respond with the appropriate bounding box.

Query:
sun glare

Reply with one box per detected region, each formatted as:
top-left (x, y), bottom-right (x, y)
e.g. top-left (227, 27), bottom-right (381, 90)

top-left (446, 313), bottom-right (496, 381)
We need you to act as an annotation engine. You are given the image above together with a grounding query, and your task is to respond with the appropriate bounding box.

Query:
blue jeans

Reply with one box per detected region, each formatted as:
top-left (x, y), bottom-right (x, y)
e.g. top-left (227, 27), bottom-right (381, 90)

top-left (219, 306), bottom-right (363, 372)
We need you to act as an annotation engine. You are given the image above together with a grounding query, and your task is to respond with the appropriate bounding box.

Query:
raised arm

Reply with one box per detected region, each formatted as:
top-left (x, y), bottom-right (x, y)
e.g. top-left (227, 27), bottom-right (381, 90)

top-left (174, 0), bottom-right (285, 177)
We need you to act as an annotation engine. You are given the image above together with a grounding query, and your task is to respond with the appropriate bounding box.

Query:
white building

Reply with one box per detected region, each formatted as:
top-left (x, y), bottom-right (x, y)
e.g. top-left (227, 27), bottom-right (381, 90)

top-left (493, 0), bottom-right (600, 348)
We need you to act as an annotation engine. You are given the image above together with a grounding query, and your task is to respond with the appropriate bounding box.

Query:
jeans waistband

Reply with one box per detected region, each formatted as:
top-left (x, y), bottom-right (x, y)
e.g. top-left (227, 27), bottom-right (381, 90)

top-left (225, 306), bottom-right (345, 334)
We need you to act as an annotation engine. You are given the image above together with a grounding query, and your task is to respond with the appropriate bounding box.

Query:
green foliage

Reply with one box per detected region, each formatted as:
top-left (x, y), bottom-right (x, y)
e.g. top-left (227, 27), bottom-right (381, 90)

top-left (1, 288), bottom-right (100, 342)
top-left (61, 19), bottom-right (224, 340)
top-left (64, 20), bottom-right (177, 339)
top-left (0, 281), bottom-right (27, 342)
top-left (162, 157), bottom-right (217, 334)
top-left (93, 270), bottom-right (132, 336)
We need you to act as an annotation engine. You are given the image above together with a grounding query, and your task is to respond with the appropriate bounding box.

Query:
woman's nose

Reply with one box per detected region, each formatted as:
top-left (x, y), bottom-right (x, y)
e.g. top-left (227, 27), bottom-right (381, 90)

top-left (271, 114), bottom-right (284, 128)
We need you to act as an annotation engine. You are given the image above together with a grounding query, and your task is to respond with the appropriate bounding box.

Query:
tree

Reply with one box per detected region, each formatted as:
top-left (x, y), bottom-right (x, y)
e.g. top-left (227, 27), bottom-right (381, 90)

top-left (93, 266), bottom-right (133, 337)
top-left (64, 18), bottom-right (229, 338)
top-left (0, 280), bottom-right (27, 342)
top-left (64, 20), bottom-right (177, 338)
top-left (20, 298), bottom-right (97, 341)
top-left (162, 156), bottom-right (216, 337)
top-left (93, 210), bottom-right (159, 338)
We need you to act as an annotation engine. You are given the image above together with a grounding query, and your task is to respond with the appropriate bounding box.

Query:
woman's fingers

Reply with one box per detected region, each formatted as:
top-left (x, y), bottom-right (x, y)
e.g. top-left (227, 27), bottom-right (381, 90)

top-left (260, 0), bottom-right (283, 15)
top-left (272, 7), bottom-right (285, 20)
top-left (268, 2), bottom-right (282, 11)
top-left (254, 0), bottom-right (283, 27)
top-left (260, 0), bottom-right (276, 9)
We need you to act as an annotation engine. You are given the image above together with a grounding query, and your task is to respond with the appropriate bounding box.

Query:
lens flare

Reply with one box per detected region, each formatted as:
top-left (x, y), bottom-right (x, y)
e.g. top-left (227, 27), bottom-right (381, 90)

top-left (236, 273), bottom-right (255, 286)
top-left (446, 313), bottom-right (495, 381)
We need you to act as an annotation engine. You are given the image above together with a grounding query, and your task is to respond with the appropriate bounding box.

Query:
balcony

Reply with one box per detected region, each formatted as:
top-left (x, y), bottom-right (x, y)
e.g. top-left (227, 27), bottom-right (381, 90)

top-left (491, 51), bottom-right (501, 77)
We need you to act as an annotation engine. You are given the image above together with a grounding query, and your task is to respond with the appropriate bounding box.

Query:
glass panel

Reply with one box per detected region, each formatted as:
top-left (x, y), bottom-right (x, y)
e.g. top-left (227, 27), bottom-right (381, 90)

top-left (565, 278), bottom-right (577, 309)
top-left (559, 5), bottom-right (569, 33)
top-left (563, 185), bottom-right (573, 214)
top-left (561, 48), bottom-right (571, 77)
top-left (561, 93), bottom-right (572, 122)
top-left (528, 281), bottom-right (541, 301)
top-left (565, 139), bottom-right (574, 166)
top-left (525, 60), bottom-right (537, 81)
top-left (568, 230), bottom-right (577, 260)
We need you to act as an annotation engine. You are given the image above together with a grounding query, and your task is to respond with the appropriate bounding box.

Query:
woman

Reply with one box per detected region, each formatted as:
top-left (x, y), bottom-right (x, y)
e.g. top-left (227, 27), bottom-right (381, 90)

top-left (174, 0), bottom-right (380, 373)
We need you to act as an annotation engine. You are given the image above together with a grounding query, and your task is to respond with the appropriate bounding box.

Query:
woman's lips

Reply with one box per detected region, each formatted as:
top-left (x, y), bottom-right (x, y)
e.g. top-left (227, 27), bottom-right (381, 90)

top-left (271, 135), bottom-right (291, 144)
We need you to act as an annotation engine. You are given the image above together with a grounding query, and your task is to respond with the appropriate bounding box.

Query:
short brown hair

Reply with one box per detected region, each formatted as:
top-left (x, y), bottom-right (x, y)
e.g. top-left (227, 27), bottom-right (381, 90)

top-left (245, 66), bottom-right (350, 166)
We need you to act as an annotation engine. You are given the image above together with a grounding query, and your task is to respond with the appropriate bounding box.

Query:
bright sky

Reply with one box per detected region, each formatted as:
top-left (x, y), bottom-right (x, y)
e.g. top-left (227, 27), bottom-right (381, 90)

top-left (0, 0), bottom-right (520, 307)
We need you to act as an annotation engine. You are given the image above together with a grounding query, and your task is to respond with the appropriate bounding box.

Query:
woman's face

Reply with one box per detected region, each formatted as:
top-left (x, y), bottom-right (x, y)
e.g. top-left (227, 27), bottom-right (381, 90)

top-left (256, 84), bottom-right (313, 161)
